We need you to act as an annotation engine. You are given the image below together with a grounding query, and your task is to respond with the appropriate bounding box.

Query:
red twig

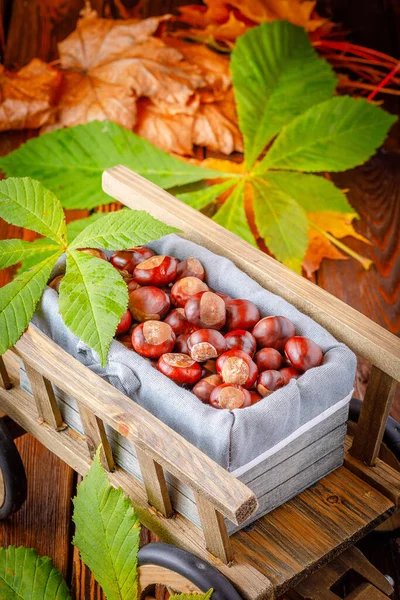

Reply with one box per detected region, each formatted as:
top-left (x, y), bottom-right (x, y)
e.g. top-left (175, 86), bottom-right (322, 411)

top-left (367, 62), bottom-right (400, 100)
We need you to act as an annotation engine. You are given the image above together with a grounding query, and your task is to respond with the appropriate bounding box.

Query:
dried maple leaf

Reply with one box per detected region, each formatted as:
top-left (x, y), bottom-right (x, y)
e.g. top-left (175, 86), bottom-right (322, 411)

top-left (44, 10), bottom-right (206, 131)
top-left (136, 99), bottom-right (195, 155)
top-left (0, 59), bottom-right (61, 132)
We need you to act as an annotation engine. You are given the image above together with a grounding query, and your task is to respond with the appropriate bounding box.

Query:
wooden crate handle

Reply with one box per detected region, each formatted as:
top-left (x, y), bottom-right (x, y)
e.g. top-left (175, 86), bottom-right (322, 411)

top-left (103, 166), bottom-right (400, 383)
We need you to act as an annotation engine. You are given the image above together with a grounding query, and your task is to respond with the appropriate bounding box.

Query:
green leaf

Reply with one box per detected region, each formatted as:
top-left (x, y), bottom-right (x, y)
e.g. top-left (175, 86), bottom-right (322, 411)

top-left (0, 239), bottom-right (60, 271)
top-left (66, 213), bottom-right (106, 243)
top-left (251, 178), bottom-right (308, 272)
top-left (17, 238), bottom-right (64, 275)
top-left (0, 546), bottom-right (71, 600)
top-left (59, 251), bottom-right (128, 366)
top-left (73, 449), bottom-right (140, 600)
top-left (261, 171), bottom-right (354, 213)
top-left (176, 180), bottom-right (237, 211)
top-left (69, 208), bottom-right (179, 251)
top-left (0, 121), bottom-right (231, 210)
top-left (0, 178), bottom-right (67, 244)
top-left (212, 181), bottom-right (258, 247)
top-left (231, 21), bottom-right (336, 169)
top-left (0, 252), bottom-right (61, 355)
top-left (259, 96), bottom-right (397, 173)
top-left (169, 590), bottom-right (213, 600)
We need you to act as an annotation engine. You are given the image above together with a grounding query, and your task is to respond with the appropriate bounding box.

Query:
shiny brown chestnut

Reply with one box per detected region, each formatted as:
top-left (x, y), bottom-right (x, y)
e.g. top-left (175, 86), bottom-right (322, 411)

top-left (110, 247), bottom-right (155, 273)
top-left (164, 308), bottom-right (196, 336)
top-left (256, 370), bottom-right (285, 397)
top-left (174, 333), bottom-right (191, 355)
top-left (216, 349), bottom-right (258, 389)
top-left (249, 391), bottom-right (263, 405)
top-left (252, 315), bottom-right (295, 350)
top-left (170, 277), bottom-right (209, 308)
top-left (118, 333), bottom-right (133, 350)
top-left (116, 310), bottom-right (132, 336)
top-left (280, 366), bottom-right (301, 384)
top-left (176, 258), bottom-right (205, 281)
top-left (187, 329), bottom-right (227, 362)
top-left (157, 353), bottom-right (202, 385)
top-left (224, 330), bottom-right (257, 357)
top-left (254, 347), bottom-right (283, 371)
top-left (77, 248), bottom-right (108, 261)
top-left (210, 383), bottom-right (252, 410)
top-left (225, 299), bottom-right (260, 331)
top-left (127, 279), bottom-right (141, 292)
top-left (128, 286), bottom-right (170, 322)
top-left (192, 374), bottom-right (222, 403)
top-left (133, 255), bottom-right (178, 286)
top-left (284, 337), bottom-right (323, 372)
top-left (185, 291), bottom-right (226, 330)
top-left (132, 321), bottom-right (175, 358)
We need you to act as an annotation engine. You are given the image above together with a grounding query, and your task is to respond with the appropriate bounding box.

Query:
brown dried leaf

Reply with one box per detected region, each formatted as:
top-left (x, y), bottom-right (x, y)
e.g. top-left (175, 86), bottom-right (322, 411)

top-left (135, 100), bottom-right (195, 155)
top-left (0, 59), bottom-right (60, 131)
top-left (303, 228), bottom-right (347, 278)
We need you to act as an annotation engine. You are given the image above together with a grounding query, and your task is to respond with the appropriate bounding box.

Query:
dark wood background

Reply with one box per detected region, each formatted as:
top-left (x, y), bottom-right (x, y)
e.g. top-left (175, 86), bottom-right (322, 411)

top-left (0, 0), bottom-right (399, 598)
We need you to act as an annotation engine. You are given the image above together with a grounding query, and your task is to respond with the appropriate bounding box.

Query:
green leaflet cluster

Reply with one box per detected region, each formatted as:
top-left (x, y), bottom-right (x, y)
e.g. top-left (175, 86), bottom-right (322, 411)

top-left (0, 177), bottom-right (179, 363)
top-left (0, 21), bottom-right (396, 272)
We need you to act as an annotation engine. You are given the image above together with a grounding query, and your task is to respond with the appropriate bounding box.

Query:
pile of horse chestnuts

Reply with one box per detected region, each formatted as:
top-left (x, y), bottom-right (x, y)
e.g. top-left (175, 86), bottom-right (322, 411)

top-left (50, 248), bottom-right (324, 410)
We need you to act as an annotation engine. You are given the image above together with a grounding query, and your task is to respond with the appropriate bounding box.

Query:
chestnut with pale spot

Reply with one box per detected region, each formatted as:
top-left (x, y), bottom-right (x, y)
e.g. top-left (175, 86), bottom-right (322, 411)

top-left (254, 347), bottom-right (283, 372)
top-left (252, 315), bottom-right (295, 350)
top-left (187, 329), bottom-right (226, 362)
top-left (225, 298), bottom-right (260, 331)
top-left (192, 374), bottom-right (222, 403)
top-left (284, 336), bottom-right (323, 372)
top-left (175, 258), bottom-right (205, 281)
top-left (110, 247), bottom-right (155, 273)
top-left (216, 349), bottom-right (258, 389)
top-left (134, 255), bottom-right (178, 286)
top-left (210, 383), bottom-right (252, 410)
top-left (128, 286), bottom-right (170, 322)
top-left (132, 321), bottom-right (175, 358)
top-left (280, 366), bottom-right (301, 384)
top-left (158, 353), bottom-right (202, 385)
top-left (257, 370), bottom-right (285, 397)
top-left (170, 277), bottom-right (208, 308)
top-left (185, 291), bottom-right (226, 330)
top-left (224, 330), bottom-right (257, 357)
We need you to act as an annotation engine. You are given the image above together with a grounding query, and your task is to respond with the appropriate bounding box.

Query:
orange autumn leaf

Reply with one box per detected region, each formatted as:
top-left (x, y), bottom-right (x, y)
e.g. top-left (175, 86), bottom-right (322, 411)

top-left (303, 228), bottom-right (348, 278)
top-left (0, 59), bottom-right (61, 131)
top-left (308, 211), bottom-right (371, 244)
top-left (44, 9), bottom-right (206, 132)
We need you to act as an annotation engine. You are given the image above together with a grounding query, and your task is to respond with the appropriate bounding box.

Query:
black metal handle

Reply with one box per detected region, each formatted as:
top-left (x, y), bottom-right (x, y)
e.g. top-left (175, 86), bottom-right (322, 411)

top-left (0, 419), bottom-right (27, 519)
top-left (138, 543), bottom-right (243, 600)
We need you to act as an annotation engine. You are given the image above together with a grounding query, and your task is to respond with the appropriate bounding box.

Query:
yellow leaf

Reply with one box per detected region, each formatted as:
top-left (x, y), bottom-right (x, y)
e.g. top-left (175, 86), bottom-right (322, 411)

top-left (308, 211), bottom-right (371, 244)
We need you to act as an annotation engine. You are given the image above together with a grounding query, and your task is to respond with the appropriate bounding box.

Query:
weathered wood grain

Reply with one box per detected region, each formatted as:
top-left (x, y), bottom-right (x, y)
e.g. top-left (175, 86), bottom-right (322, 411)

top-left (23, 362), bottom-right (65, 430)
top-left (77, 403), bottom-right (115, 471)
top-left (136, 447), bottom-right (174, 518)
top-left (194, 493), bottom-right (233, 564)
top-left (0, 356), bottom-right (11, 390)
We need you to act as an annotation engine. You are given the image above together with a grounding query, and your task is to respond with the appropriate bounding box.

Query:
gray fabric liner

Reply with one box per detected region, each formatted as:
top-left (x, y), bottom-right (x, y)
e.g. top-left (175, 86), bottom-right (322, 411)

top-left (30, 233), bottom-right (356, 471)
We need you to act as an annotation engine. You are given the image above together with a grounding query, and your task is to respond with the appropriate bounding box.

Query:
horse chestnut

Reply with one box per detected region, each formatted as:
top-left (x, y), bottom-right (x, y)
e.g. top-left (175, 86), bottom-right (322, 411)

top-left (256, 370), bottom-right (285, 397)
top-left (187, 329), bottom-right (227, 362)
top-left (224, 330), bottom-right (257, 357)
top-left (48, 275), bottom-right (63, 293)
top-left (164, 308), bottom-right (196, 336)
top-left (252, 316), bottom-right (295, 350)
top-left (170, 277), bottom-right (209, 308)
top-left (249, 391), bottom-right (263, 405)
top-left (134, 255), bottom-right (178, 286)
top-left (174, 333), bottom-right (190, 354)
top-left (132, 321), bottom-right (175, 358)
top-left (176, 258), bottom-right (205, 281)
top-left (158, 353), bottom-right (202, 385)
top-left (110, 247), bottom-right (155, 273)
top-left (254, 347), bottom-right (283, 371)
top-left (210, 384), bottom-right (251, 410)
top-left (225, 299), bottom-right (260, 331)
top-left (128, 286), bottom-right (170, 322)
top-left (127, 279), bottom-right (141, 292)
top-left (284, 337), bottom-right (323, 372)
top-left (280, 367), bottom-right (301, 384)
top-left (185, 291), bottom-right (226, 330)
top-left (116, 310), bottom-right (132, 336)
top-left (118, 333), bottom-right (133, 349)
top-left (216, 349), bottom-right (258, 389)
top-left (192, 374), bottom-right (222, 403)
top-left (77, 248), bottom-right (108, 261)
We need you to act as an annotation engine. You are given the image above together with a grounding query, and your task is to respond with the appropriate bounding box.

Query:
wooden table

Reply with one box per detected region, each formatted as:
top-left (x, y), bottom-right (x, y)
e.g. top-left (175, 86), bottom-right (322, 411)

top-left (0, 1), bottom-right (399, 598)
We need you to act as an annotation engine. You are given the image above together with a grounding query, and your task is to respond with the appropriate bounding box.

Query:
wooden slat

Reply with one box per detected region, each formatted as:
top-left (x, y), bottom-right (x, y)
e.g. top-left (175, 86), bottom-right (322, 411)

top-left (194, 493), bottom-right (233, 564)
top-left (14, 327), bottom-right (257, 527)
top-left (350, 366), bottom-right (398, 465)
top-left (23, 361), bottom-right (65, 430)
top-left (136, 447), bottom-right (173, 518)
top-left (346, 583), bottom-right (390, 600)
top-left (138, 564), bottom-right (202, 595)
top-left (0, 356), bottom-right (11, 390)
top-left (344, 438), bottom-right (400, 506)
top-left (102, 167), bottom-right (400, 382)
top-left (0, 356), bottom-right (272, 600)
top-left (77, 404), bottom-right (115, 472)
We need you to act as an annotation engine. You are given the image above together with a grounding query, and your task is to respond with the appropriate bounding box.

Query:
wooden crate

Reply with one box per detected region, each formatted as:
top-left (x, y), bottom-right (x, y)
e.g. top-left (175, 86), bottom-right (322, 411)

top-left (1, 166), bottom-right (399, 600)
